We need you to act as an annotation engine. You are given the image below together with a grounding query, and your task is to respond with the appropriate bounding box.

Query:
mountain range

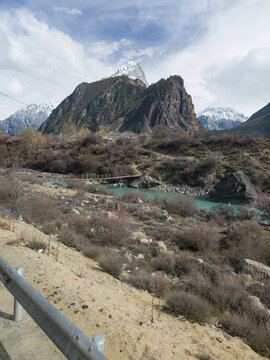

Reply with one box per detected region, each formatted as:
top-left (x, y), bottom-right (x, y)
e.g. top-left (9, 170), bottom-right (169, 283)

top-left (1, 61), bottom-right (269, 138)
top-left (197, 107), bottom-right (248, 130)
top-left (0, 103), bottom-right (56, 135)
top-left (40, 72), bottom-right (204, 135)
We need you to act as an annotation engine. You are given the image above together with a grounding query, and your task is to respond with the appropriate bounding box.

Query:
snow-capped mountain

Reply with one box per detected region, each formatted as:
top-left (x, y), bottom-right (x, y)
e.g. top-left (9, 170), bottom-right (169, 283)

top-left (197, 107), bottom-right (248, 130)
top-left (0, 102), bottom-right (56, 134)
top-left (112, 61), bottom-right (149, 86)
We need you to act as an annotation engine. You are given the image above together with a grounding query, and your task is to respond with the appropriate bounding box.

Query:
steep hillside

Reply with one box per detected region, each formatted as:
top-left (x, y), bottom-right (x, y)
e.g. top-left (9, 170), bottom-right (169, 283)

top-left (40, 76), bottom-right (146, 134)
top-left (224, 102), bottom-right (270, 137)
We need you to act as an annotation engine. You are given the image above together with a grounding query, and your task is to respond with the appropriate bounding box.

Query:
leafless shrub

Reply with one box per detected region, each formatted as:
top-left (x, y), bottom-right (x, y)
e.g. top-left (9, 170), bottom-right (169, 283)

top-left (72, 189), bottom-right (87, 202)
top-left (77, 243), bottom-right (105, 260)
top-left (88, 211), bottom-right (133, 247)
top-left (219, 312), bottom-right (270, 357)
top-left (224, 220), bottom-right (270, 268)
top-left (21, 173), bottom-right (36, 184)
top-left (58, 224), bottom-right (84, 247)
top-left (166, 291), bottom-right (213, 323)
top-left (0, 219), bottom-right (10, 230)
top-left (153, 272), bottom-right (171, 298)
top-left (21, 193), bottom-right (61, 225)
top-left (0, 169), bottom-right (24, 213)
top-left (98, 251), bottom-right (124, 278)
top-left (177, 223), bottom-right (220, 252)
top-left (24, 232), bottom-right (47, 251)
top-left (248, 280), bottom-right (270, 309)
top-left (165, 196), bottom-right (198, 217)
top-left (174, 253), bottom-right (195, 277)
top-left (127, 272), bottom-right (155, 292)
top-left (207, 205), bottom-right (235, 225)
top-left (186, 270), bottom-right (245, 312)
top-left (150, 255), bottom-right (176, 275)
top-left (236, 206), bottom-right (257, 220)
top-left (122, 191), bottom-right (149, 203)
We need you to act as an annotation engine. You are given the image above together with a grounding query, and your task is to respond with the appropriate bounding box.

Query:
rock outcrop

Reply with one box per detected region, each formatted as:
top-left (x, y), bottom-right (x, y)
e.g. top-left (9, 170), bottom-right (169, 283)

top-left (239, 258), bottom-right (270, 281)
top-left (120, 76), bottom-right (204, 135)
top-left (208, 171), bottom-right (254, 202)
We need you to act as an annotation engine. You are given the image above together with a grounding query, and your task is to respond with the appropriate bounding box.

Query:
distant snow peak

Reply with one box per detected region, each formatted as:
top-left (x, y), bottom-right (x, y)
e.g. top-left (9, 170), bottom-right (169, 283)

top-left (0, 102), bottom-right (56, 134)
top-left (198, 107), bottom-right (248, 130)
top-left (112, 61), bottom-right (149, 86)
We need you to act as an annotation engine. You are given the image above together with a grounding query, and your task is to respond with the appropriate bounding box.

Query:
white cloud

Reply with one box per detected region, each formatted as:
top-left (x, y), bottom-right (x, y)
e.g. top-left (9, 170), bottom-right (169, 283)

top-left (0, 9), bottom-right (111, 118)
top-left (87, 38), bottom-right (133, 59)
top-left (147, 0), bottom-right (270, 116)
top-left (54, 7), bottom-right (82, 16)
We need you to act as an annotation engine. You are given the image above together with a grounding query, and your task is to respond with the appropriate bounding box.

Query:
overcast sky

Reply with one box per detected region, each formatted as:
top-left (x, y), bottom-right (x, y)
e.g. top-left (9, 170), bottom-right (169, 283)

top-left (0, 0), bottom-right (269, 119)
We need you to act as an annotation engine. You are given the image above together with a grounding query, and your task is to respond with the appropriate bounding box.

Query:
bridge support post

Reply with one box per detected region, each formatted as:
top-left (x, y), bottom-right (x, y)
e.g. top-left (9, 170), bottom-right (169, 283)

top-left (14, 266), bottom-right (24, 321)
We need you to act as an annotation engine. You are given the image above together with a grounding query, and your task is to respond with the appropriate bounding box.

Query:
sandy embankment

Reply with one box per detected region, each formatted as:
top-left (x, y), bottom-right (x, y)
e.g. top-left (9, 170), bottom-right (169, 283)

top-left (0, 220), bottom-right (264, 360)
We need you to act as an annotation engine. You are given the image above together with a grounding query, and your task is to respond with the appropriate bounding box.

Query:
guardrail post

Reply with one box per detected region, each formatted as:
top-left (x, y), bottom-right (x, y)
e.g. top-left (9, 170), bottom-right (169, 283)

top-left (92, 334), bottom-right (105, 353)
top-left (14, 266), bottom-right (24, 321)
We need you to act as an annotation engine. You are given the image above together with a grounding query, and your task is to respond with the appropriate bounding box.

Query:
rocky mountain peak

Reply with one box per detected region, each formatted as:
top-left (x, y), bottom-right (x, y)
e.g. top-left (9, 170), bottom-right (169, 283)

top-left (112, 61), bottom-right (149, 86)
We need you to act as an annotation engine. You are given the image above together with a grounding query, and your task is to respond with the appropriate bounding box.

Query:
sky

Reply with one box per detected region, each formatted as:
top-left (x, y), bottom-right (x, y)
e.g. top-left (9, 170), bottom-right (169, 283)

top-left (0, 0), bottom-right (269, 119)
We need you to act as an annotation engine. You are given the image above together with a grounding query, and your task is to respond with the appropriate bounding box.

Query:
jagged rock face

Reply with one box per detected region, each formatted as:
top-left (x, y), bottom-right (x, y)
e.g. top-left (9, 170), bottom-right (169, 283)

top-left (40, 77), bottom-right (146, 134)
top-left (120, 76), bottom-right (204, 134)
top-left (0, 103), bottom-right (55, 134)
top-left (40, 75), bottom-right (204, 136)
top-left (208, 171), bottom-right (254, 202)
top-left (198, 107), bottom-right (247, 130)
top-left (112, 61), bottom-right (149, 87)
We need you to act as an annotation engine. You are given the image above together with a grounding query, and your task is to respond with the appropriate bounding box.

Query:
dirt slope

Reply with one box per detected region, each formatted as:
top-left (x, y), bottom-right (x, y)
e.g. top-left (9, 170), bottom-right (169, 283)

top-left (0, 220), bottom-right (265, 360)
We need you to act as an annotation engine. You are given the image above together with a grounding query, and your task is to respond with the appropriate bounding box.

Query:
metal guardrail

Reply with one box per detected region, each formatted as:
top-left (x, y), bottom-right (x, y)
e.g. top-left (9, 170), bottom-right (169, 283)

top-left (0, 256), bottom-right (109, 360)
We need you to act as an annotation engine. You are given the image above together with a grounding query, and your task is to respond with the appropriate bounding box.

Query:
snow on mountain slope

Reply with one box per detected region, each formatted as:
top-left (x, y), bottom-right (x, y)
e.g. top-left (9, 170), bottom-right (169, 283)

top-left (112, 61), bottom-right (149, 86)
top-left (0, 102), bottom-right (56, 134)
top-left (198, 107), bottom-right (248, 130)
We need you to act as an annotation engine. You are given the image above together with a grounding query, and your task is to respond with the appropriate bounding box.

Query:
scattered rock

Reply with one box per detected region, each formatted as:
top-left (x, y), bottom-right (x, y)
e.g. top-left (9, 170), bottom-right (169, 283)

top-left (130, 175), bottom-right (161, 189)
top-left (247, 296), bottom-right (270, 315)
top-left (156, 241), bottom-right (167, 251)
top-left (72, 208), bottom-right (80, 215)
top-left (239, 258), bottom-right (270, 281)
top-left (137, 254), bottom-right (145, 260)
top-left (131, 232), bottom-right (147, 241)
top-left (139, 238), bottom-right (152, 245)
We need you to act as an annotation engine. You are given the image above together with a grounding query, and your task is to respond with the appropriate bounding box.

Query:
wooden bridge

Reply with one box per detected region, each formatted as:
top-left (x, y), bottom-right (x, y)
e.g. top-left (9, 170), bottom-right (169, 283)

top-left (42, 173), bottom-right (142, 181)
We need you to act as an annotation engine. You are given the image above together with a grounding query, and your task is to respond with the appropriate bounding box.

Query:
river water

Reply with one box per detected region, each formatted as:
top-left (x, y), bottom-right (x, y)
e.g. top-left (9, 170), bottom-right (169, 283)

top-left (103, 185), bottom-right (242, 213)
top-left (45, 179), bottom-right (243, 213)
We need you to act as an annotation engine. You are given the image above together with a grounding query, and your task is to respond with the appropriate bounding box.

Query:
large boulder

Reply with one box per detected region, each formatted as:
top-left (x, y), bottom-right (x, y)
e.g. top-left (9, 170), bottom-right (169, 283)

top-left (208, 171), bottom-right (254, 202)
top-left (239, 258), bottom-right (270, 281)
top-left (130, 175), bottom-right (161, 189)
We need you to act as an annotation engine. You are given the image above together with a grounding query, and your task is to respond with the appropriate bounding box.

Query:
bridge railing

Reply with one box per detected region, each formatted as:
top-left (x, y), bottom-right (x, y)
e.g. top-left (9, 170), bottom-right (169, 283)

top-left (0, 256), bottom-right (109, 360)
